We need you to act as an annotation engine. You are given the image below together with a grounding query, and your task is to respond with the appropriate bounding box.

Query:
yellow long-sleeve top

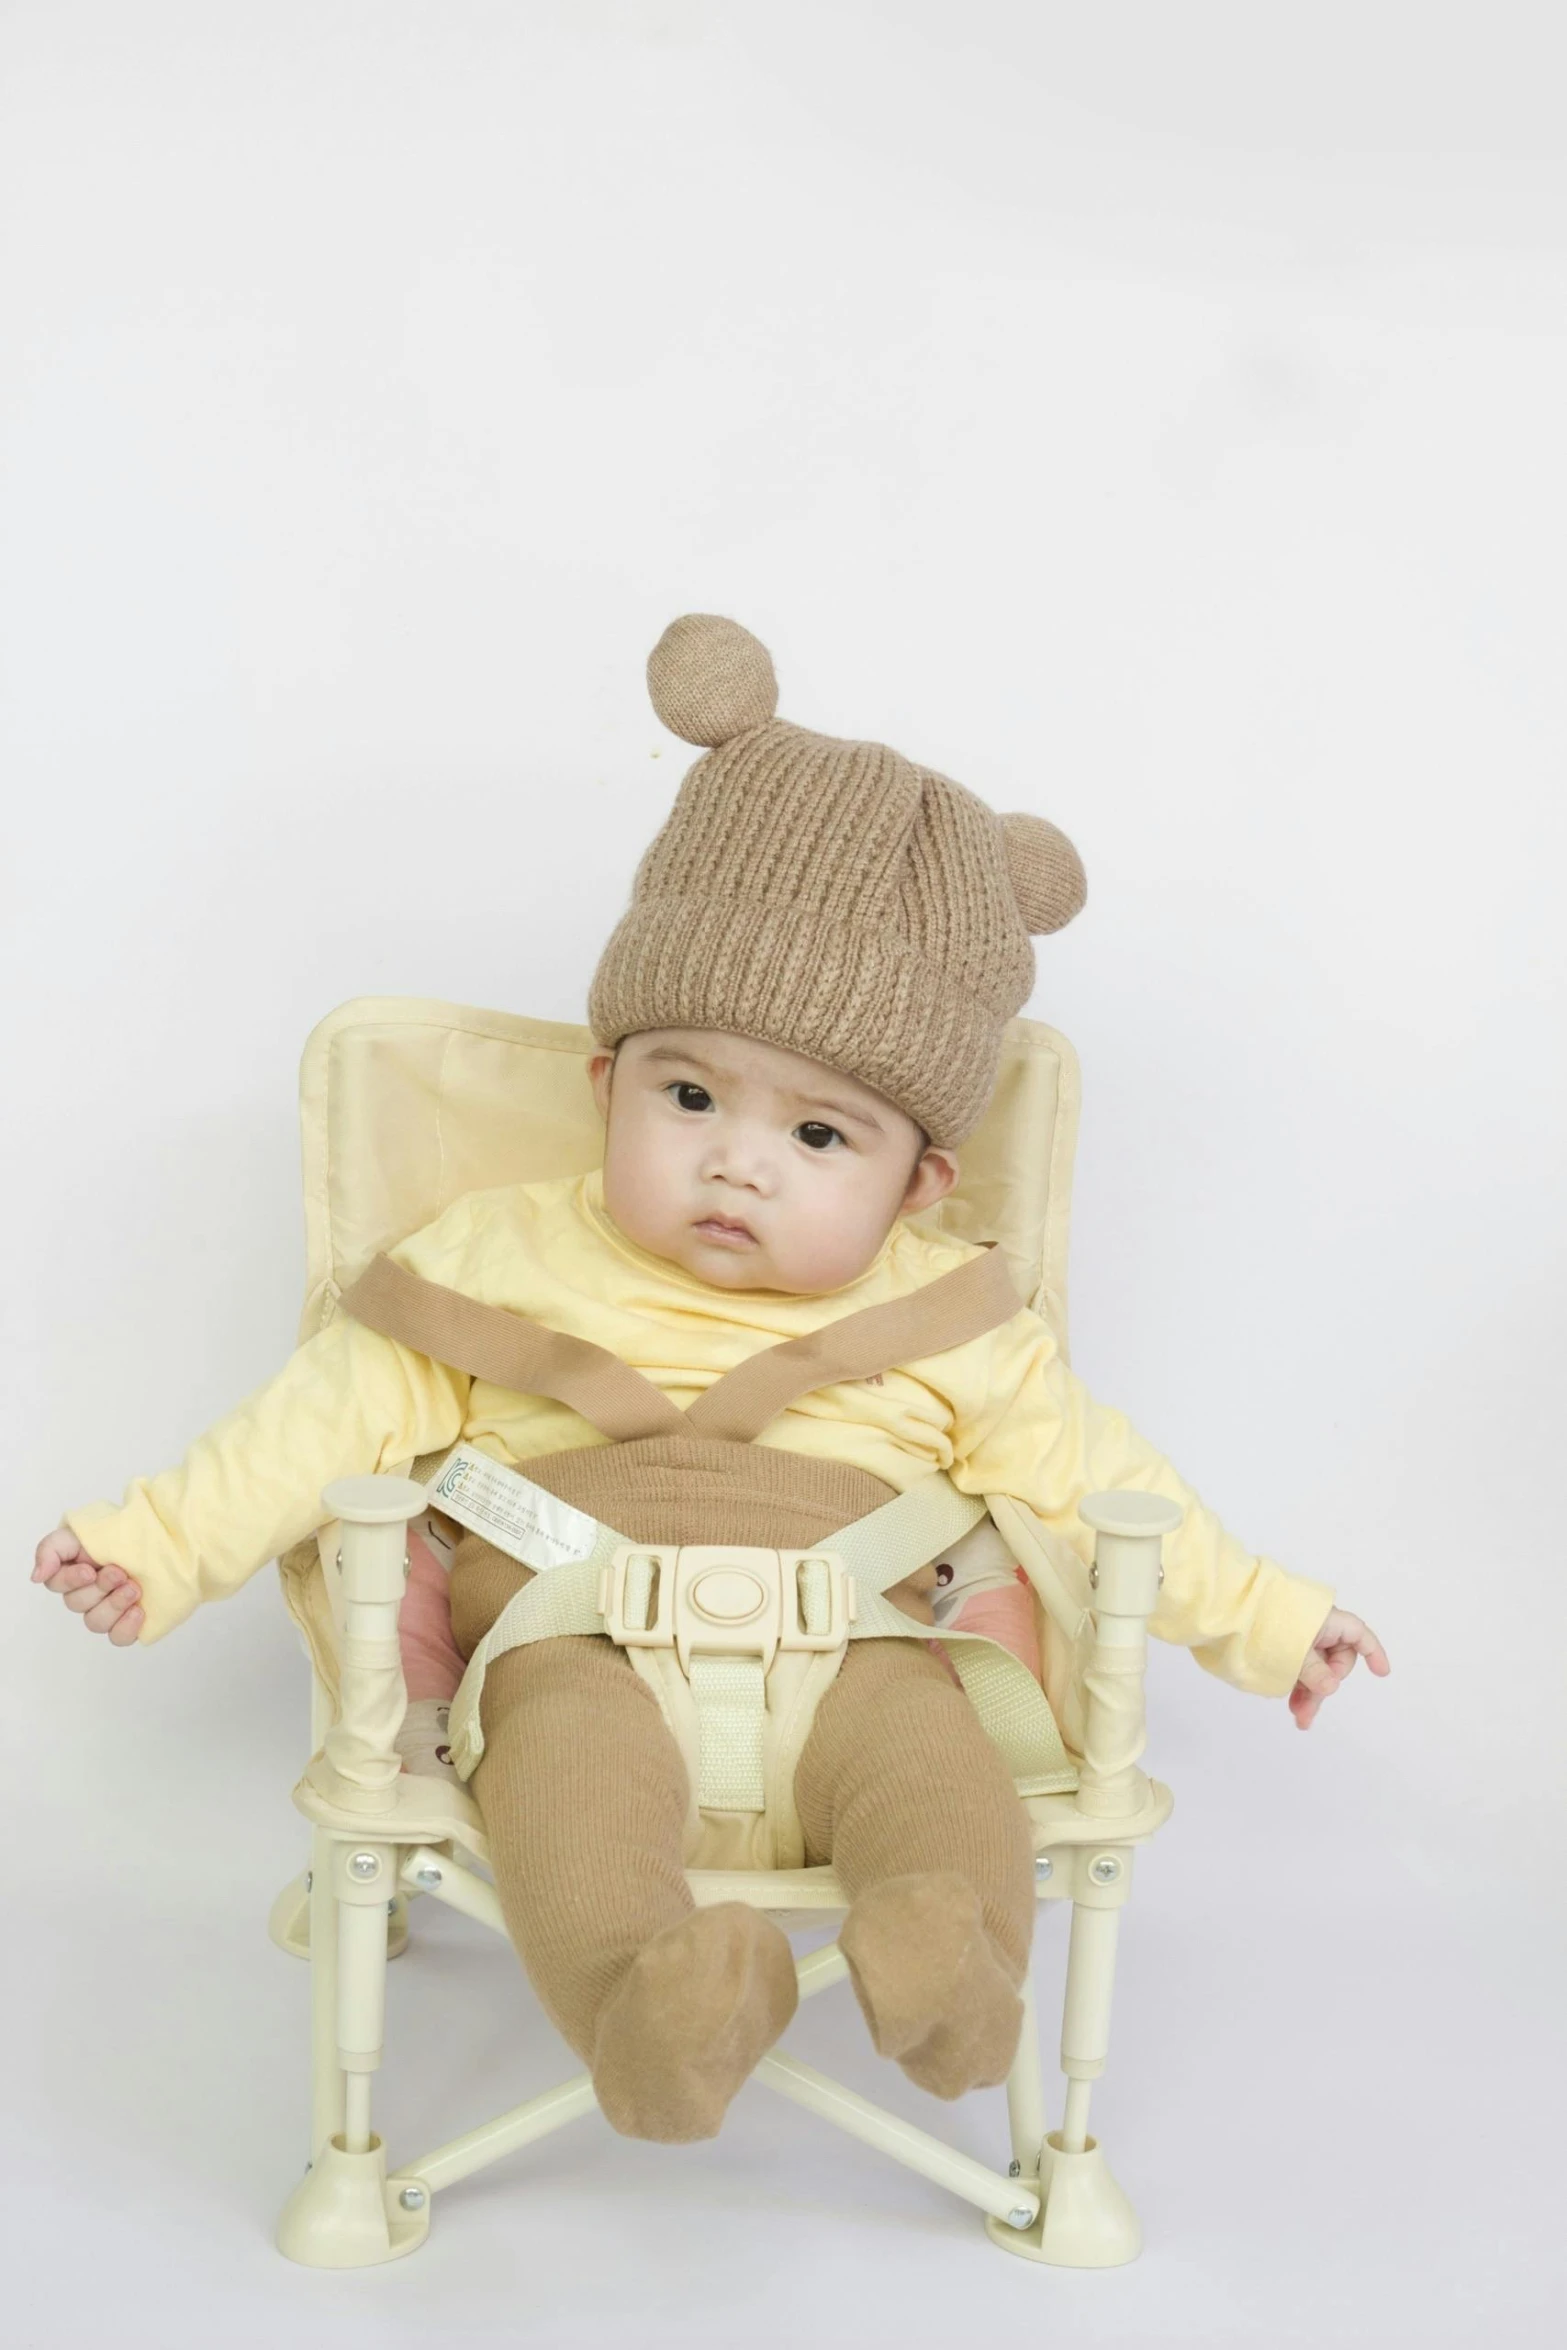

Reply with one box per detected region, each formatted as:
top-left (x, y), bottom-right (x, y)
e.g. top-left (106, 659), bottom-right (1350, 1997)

top-left (66, 1170), bottom-right (1333, 1694)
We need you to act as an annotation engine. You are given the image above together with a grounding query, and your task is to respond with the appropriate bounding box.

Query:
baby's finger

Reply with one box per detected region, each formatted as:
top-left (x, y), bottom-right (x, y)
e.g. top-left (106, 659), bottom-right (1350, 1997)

top-left (107, 1604), bottom-right (144, 1647)
top-left (63, 1570), bottom-right (124, 1615)
top-left (32, 1532), bottom-right (79, 1581)
top-left (1331, 1611), bottom-right (1391, 1675)
top-left (1305, 1648), bottom-right (1357, 1708)
top-left (83, 1583), bottom-right (139, 1635)
top-left (42, 1558), bottom-right (103, 1597)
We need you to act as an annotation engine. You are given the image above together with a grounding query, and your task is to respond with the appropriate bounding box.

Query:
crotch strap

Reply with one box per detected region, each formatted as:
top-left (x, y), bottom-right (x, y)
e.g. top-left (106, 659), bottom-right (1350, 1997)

top-left (339, 1241), bottom-right (1022, 1442)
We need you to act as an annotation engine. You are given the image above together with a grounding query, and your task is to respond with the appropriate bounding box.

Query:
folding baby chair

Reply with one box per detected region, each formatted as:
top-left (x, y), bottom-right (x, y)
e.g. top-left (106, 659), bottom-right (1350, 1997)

top-left (266, 995), bottom-right (1180, 2270)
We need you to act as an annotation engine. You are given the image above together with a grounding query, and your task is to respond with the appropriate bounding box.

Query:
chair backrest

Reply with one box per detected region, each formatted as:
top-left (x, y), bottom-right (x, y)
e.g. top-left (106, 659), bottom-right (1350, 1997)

top-left (297, 997), bottom-right (1081, 1355)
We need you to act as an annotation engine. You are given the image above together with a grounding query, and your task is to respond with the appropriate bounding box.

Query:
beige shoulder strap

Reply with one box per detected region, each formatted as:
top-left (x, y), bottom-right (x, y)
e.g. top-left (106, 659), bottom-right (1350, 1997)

top-left (339, 1254), bottom-right (688, 1442)
top-left (683, 1246), bottom-right (1023, 1441)
top-left (340, 1239), bottom-right (1022, 1448)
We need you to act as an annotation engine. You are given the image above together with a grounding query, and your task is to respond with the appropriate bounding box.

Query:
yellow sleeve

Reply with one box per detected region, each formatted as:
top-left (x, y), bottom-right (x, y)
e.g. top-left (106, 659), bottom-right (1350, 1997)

top-left (947, 1312), bottom-right (1334, 1699)
top-left (63, 1207), bottom-right (479, 1645)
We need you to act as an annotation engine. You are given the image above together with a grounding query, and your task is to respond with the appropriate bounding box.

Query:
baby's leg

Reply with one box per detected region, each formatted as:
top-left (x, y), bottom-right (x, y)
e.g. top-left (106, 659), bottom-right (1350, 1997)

top-left (795, 1639), bottom-right (1034, 2098)
top-left (451, 1537), bottom-right (796, 2141)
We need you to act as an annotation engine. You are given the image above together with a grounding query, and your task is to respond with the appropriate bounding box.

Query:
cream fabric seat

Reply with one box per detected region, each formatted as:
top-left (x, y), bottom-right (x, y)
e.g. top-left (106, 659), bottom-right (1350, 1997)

top-left (269, 996), bottom-right (1177, 2271)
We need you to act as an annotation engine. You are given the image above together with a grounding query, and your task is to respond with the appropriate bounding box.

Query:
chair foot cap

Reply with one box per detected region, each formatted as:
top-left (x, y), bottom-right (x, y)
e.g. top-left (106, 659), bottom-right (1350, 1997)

top-left (276, 2137), bottom-right (429, 2267)
top-left (984, 2134), bottom-right (1141, 2267)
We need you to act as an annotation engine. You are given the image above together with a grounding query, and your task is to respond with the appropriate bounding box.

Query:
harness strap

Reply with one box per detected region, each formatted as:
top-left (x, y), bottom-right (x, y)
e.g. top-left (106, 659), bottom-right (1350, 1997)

top-left (682, 1246), bottom-right (1023, 1440)
top-left (445, 1469), bottom-right (1076, 1801)
top-left (847, 1586), bottom-right (1076, 1795)
top-left (687, 1655), bottom-right (769, 1812)
top-left (822, 1477), bottom-right (1076, 1796)
top-left (341, 1253), bottom-right (688, 1441)
top-left (342, 1229), bottom-right (1068, 1805)
top-left (340, 1241), bottom-right (1022, 1447)
top-left (827, 1476), bottom-right (988, 1587)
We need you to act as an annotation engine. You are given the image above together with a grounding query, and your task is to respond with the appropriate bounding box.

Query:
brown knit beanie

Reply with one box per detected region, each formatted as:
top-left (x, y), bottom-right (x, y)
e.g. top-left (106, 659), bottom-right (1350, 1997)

top-left (587, 616), bottom-right (1086, 1146)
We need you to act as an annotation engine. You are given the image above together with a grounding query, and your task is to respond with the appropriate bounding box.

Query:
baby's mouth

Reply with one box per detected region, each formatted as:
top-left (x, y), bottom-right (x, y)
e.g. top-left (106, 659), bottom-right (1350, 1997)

top-left (693, 1214), bottom-right (757, 1247)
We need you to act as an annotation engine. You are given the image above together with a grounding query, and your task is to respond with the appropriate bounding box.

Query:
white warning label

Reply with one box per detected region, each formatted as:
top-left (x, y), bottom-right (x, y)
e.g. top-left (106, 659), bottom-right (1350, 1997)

top-left (425, 1445), bottom-right (599, 1572)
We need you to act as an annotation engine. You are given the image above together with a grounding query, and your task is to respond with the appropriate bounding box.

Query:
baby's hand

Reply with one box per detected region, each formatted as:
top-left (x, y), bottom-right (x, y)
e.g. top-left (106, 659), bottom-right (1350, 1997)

top-left (32, 1528), bottom-right (144, 1646)
top-left (1289, 1605), bottom-right (1389, 1729)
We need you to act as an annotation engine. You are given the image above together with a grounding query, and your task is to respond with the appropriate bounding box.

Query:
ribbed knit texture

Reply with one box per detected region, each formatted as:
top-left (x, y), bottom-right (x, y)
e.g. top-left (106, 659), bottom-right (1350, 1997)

top-left (798, 1640), bottom-right (1037, 2097)
top-left (589, 615), bottom-right (1087, 1145)
top-left (493, 1431), bottom-right (897, 1550)
top-left (797, 1638), bottom-right (1035, 1977)
top-left (444, 1437), bottom-right (938, 1627)
top-left (450, 1520), bottom-right (1036, 2127)
top-left (471, 1628), bottom-right (693, 2056)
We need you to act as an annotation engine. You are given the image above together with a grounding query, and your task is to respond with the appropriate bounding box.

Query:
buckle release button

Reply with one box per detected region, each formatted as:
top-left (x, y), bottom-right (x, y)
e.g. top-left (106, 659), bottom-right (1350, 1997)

top-left (688, 1567), bottom-right (769, 1625)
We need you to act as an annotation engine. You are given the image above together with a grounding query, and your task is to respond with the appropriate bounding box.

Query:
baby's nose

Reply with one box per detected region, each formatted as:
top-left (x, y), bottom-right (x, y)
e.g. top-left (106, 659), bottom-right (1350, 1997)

top-left (702, 1132), bottom-right (776, 1190)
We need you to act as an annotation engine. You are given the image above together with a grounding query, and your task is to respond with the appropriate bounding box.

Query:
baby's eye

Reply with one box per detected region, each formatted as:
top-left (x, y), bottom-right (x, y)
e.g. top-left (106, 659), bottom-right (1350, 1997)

top-left (934, 1563), bottom-right (955, 1588)
top-left (795, 1121), bottom-right (846, 1151)
top-left (666, 1082), bottom-right (714, 1114)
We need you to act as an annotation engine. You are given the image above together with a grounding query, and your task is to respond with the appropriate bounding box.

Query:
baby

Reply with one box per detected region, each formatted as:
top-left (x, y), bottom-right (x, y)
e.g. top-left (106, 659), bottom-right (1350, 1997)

top-left (33, 615), bottom-right (1388, 2146)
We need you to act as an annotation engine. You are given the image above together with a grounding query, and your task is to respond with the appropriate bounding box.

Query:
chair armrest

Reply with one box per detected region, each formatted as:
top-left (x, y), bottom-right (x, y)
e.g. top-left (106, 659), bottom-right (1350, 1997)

top-left (1073, 1492), bottom-right (1182, 1822)
top-left (310, 1475), bottom-right (427, 1817)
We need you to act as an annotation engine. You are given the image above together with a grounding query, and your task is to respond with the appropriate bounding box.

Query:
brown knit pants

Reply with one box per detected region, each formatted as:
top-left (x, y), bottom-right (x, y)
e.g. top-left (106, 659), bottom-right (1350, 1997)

top-left (459, 1617), bottom-right (1035, 2141)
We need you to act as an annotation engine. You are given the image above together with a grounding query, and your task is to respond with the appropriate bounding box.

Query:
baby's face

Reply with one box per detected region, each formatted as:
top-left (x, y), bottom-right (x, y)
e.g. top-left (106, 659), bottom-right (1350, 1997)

top-left (588, 1029), bottom-right (958, 1294)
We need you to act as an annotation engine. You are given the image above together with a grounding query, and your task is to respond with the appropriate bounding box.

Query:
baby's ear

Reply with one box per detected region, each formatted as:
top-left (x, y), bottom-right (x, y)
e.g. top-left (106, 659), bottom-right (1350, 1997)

top-left (903, 1146), bottom-right (959, 1214)
top-left (1000, 812), bottom-right (1086, 934)
top-left (587, 1051), bottom-right (616, 1117)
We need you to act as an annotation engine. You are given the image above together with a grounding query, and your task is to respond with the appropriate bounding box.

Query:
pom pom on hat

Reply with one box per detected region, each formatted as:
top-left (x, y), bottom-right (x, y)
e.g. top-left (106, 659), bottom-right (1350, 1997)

top-left (647, 614), bottom-right (779, 746)
top-left (1000, 811), bottom-right (1087, 934)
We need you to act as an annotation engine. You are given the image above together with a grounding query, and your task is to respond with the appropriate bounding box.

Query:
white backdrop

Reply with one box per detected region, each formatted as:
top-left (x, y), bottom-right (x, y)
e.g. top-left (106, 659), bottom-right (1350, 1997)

top-left (4, 5), bottom-right (1563, 2344)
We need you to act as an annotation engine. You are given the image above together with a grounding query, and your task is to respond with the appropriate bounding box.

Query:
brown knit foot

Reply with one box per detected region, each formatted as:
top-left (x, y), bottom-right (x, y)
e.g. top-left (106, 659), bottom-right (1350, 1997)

top-left (839, 1872), bottom-right (1023, 2100)
top-left (590, 1903), bottom-right (799, 2143)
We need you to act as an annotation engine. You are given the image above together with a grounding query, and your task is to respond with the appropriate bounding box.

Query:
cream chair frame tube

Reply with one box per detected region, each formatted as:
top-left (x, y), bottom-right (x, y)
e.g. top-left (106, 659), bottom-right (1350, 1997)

top-left (277, 1479), bottom-right (432, 2267)
top-left (272, 1474), bottom-right (1176, 2272)
top-left (989, 1488), bottom-right (1179, 2268)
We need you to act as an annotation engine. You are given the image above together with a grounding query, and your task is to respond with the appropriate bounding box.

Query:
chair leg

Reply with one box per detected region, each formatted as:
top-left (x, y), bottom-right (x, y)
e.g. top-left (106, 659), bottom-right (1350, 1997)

top-left (1004, 1967), bottom-right (1047, 2179)
top-left (308, 1829), bottom-right (344, 2158)
top-left (276, 1834), bottom-right (428, 2267)
top-left (987, 1860), bottom-right (1142, 2268)
top-left (268, 1861), bottom-right (409, 1964)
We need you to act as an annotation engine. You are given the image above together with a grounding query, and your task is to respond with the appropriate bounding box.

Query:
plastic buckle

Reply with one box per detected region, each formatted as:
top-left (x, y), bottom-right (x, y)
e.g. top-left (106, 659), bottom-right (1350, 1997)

top-left (599, 1546), bottom-right (677, 1650)
top-left (599, 1544), bottom-right (854, 1677)
top-left (774, 1550), bottom-right (856, 1653)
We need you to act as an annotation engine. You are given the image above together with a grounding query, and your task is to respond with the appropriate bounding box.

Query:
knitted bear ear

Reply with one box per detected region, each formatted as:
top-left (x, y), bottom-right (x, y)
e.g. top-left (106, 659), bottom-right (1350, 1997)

top-left (647, 615), bottom-right (780, 747)
top-left (1000, 812), bottom-right (1087, 934)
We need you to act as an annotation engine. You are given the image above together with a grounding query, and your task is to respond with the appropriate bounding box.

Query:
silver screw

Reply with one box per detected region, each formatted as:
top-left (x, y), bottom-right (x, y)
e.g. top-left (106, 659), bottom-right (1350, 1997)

top-left (348, 1851), bottom-right (381, 1881)
top-left (1089, 1854), bottom-right (1122, 1884)
top-left (304, 1871), bottom-right (313, 1892)
top-left (398, 2185), bottom-right (426, 2211)
top-left (413, 1863), bottom-right (443, 1891)
top-left (387, 1899), bottom-right (398, 1916)
top-left (1007, 2159), bottom-right (1022, 2178)
top-left (1033, 1855), bottom-right (1053, 1881)
top-left (1006, 2206), bottom-right (1035, 2230)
